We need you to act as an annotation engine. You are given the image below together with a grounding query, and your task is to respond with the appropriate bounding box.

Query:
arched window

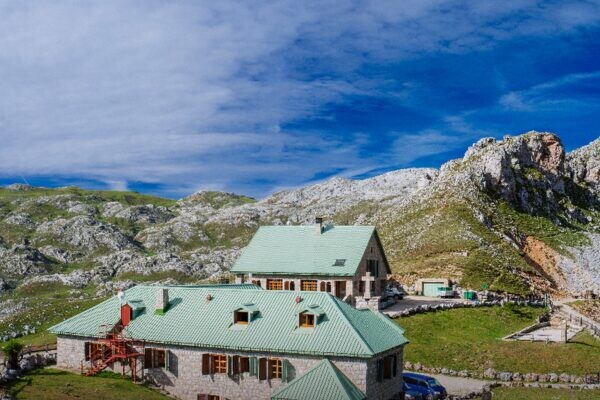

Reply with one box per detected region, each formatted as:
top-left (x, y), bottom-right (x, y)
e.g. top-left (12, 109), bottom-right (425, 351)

top-left (289, 281), bottom-right (295, 290)
top-left (326, 282), bottom-right (332, 293)
top-left (284, 281), bottom-right (290, 290)
top-left (320, 282), bottom-right (326, 292)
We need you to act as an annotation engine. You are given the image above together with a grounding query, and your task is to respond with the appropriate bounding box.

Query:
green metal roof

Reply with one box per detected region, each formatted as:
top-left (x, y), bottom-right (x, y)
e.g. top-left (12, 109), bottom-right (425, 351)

top-left (49, 285), bottom-right (407, 358)
top-left (231, 225), bottom-right (389, 277)
top-left (270, 359), bottom-right (366, 400)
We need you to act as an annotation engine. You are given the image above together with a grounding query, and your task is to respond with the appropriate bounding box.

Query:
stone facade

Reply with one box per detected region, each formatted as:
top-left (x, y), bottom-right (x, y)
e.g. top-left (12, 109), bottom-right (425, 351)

top-left (57, 335), bottom-right (404, 400)
top-left (236, 233), bottom-right (389, 303)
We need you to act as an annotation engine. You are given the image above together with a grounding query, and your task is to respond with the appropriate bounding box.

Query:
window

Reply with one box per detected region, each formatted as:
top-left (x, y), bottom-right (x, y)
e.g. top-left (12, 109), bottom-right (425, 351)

top-left (358, 281), bottom-right (364, 294)
top-left (234, 310), bottom-right (249, 324)
top-left (301, 280), bottom-right (317, 291)
top-left (270, 358), bottom-right (282, 379)
top-left (376, 354), bottom-right (398, 382)
top-left (145, 348), bottom-right (166, 369)
top-left (85, 342), bottom-right (107, 361)
top-left (251, 279), bottom-right (261, 287)
top-left (202, 353), bottom-right (228, 375)
top-left (267, 279), bottom-right (283, 290)
top-left (214, 354), bottom-right (227, 374)
top-left (367, 259), bottom-right (379, 277)
top-left (299, 313), bottom-right (315, 328)
top-left (198, 395), bottom-right (229, 400)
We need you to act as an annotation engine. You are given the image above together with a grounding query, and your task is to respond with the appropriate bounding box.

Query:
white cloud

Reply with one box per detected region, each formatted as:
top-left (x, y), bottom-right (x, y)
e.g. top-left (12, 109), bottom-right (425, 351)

top-left (0, 1), bottom-right (599, 197)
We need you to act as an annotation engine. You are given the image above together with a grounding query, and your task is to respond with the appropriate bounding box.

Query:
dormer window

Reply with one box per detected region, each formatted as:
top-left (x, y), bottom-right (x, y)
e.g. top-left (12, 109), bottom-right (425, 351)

top-left (299, 313), bottom-right (315, 328)
top-left (297, 304), bottom-right (325, 329)
top-left (232, 303), bottom-right (259, 326)
top-left (333, 259), bottom-right (346, 266)
top-left (234, 310), bottom-right (249, 325)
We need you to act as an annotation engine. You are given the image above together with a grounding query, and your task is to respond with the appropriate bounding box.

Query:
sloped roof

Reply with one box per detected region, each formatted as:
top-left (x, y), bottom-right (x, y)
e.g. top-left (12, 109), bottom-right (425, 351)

top-left (270, 359), bottom-right (366, 400)
top-left (49, 284), bottom-right (407, 358)
top-left (231, 225), bottom-right (389, 276)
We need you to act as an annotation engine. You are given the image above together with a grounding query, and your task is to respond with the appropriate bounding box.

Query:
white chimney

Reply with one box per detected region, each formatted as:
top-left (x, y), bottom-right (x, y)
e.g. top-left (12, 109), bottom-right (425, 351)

top-left (117, 290), bottom-right (125, 304)
top-left (315, 217), bottom-right (324, 235)
top-left (156, 288), bottom-right (169, 313)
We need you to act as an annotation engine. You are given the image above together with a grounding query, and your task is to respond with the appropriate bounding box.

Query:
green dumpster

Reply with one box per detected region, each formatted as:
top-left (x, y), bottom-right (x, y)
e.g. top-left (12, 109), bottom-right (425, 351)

top-left (463, 290), bottom-right (476, 300)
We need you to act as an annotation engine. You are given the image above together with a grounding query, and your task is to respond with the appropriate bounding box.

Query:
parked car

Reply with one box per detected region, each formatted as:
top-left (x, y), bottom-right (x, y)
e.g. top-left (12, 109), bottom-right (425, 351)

top-left (384, 285), bottom-right (405, 300)
top-left (403, 372), bottom-right (447, 400)
top-left (403, 381), bottom-right (424, 400)
top-left (436, 287), bottom-right (455, 298)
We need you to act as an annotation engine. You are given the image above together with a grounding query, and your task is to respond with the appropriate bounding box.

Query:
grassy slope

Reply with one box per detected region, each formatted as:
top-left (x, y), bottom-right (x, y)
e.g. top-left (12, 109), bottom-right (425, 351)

top-left (4, 368), bottom-right (169, 400)
top-left (491, 387), bottom-right (600, 400)
top-left (397, 305), bottom-right (600, 375)
top-left (378, 196), bottom-right (533, 294)
top-left (0, 282), bottom-right (107, 346)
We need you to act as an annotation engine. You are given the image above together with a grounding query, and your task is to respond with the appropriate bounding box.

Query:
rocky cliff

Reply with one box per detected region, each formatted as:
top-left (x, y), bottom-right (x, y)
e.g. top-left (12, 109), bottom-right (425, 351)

top-left (1, 131), bottom-right (599, 339)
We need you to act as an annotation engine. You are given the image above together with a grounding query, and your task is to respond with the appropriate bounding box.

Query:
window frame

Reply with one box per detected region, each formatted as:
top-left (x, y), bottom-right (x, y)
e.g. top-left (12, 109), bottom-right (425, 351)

top-left (234, 310), bottom-right (249, 324)
top-left (267, 279), bottom-right (283, 290)
top-left (299, 313), bottom-right (316, 328)
top-left (300, 280), bottom-right (318, 291)
top-left (270, 358), bottom-right (282, 379)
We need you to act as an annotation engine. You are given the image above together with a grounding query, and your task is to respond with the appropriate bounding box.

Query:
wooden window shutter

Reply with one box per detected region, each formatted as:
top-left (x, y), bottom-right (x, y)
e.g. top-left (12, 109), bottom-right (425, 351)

top-left (376, 359), bottom-right (384, 382)
top-left (232, 356), bottom-right (240, 375)
top-left (282, 359), bottom-right (290, 383)
top-left (258, 357), bottom-right (268, 380)
top-left (84, 342), bottom-right (90, 361)
top-left (392, 355), bottom-right (397, 377)
top-left (144, 348), bottom-right (153, 368)
top-left (202, 353), bottom-right (210, 375)
top-left (249, 357), bottom-right (257, 376)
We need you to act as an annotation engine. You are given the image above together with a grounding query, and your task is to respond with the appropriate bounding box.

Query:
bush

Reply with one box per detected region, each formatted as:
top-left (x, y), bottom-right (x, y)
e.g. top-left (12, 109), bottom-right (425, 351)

top-left (2, 339), bottom-right (24, 369)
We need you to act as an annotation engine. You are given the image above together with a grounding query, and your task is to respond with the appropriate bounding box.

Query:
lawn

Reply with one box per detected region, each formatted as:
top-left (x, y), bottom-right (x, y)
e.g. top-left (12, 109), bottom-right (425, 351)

top-left (397, 305), bottom-right (600, 375)
top-left (3, 368), bottom-right (170, 400)
top-left (491, 387), bottom-right (600, 400)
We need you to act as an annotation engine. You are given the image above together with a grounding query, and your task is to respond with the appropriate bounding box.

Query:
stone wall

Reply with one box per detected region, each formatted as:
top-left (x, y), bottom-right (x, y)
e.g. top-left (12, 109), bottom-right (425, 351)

top-left (57, 335), bottom-right (404, 400)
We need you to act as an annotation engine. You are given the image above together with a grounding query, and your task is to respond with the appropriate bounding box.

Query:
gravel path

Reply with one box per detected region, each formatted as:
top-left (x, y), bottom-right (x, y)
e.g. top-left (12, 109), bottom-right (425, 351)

top-left (384, 295), bottom-right (468, 314)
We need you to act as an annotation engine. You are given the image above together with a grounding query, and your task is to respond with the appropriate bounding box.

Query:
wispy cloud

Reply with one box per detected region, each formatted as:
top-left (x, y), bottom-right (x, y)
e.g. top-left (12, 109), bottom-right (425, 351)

top-left (1, 1), bottom-right (599, 197)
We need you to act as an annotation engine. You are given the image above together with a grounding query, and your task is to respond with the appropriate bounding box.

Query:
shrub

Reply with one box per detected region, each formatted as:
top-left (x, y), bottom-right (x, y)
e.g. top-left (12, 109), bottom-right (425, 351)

top-left (2, 339), bottom-right (24, 369)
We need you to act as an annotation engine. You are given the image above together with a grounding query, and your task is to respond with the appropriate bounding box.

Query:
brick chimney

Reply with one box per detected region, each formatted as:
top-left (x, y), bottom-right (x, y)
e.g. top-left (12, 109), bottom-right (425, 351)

top-left (315, 217), bottom-right (324, 235)
top-left (156, 288), bottom-right (169, 314)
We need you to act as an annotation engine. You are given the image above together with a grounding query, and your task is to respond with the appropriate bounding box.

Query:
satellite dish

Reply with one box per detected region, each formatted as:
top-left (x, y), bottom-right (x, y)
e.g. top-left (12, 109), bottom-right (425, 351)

top-left (117, 290), bottom-right (125, 304)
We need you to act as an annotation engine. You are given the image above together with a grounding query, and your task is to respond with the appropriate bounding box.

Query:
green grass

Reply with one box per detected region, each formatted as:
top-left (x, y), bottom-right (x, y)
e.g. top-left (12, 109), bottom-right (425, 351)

top-left (398, 305), bottom-right (600, 375)
top-left (0, 283), bottom-right (106, 347)
top-left (0, 187), bottom-right (176, 208)
top-left (3, 368), bottom-right (169, 400)
top-left (116, 270), bottom-right (204, 283)
top-left (380, 198), bottom-right (532, 294)
top-left (491, 387), bottom-right (600, 400)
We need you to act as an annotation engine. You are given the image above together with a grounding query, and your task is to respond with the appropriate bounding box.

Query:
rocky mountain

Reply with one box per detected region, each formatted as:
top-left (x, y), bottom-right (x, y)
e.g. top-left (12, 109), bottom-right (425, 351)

top-left (1, 131), bottom-right (599, 339)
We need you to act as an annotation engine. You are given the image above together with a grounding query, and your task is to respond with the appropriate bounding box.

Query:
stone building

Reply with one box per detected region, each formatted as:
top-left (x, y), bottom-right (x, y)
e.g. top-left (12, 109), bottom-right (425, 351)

top-left (231, 219), bottom-right (391, 308)
top-left (50, 284), bottom-right (408, 400)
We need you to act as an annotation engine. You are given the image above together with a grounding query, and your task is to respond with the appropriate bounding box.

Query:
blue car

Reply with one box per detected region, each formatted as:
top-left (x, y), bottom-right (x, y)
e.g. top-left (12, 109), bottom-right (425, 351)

top-left (402, 381), bottom-right (424, 400)
top-left (403, 372), bottom-right (447, 400)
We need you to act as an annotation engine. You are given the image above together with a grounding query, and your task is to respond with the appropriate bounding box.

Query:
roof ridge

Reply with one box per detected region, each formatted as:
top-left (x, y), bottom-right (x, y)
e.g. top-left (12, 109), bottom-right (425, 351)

top-left (327, 295), bottom-right (374, 356)
top-left (323, 358), bottom-right (365, 399)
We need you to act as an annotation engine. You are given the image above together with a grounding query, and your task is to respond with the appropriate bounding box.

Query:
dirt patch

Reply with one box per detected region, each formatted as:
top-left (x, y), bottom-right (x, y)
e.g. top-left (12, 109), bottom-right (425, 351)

top-left (521, 236), bottom-right (568, 294)
top-left (571, 300), bottom-right (600, 323)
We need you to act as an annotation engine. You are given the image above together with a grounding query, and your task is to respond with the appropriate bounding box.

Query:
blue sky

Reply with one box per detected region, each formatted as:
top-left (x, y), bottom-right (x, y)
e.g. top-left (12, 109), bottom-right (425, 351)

top-left (1, 1), bottom-right (600, 199)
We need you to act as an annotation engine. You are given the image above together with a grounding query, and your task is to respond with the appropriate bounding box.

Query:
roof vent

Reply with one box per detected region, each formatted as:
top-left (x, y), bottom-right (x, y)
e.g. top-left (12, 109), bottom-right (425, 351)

top-left (206, 293), bottom-right (213, 301)
top-left (295, 296), bottom-right (302, 304)
top-left (117, 290), bottom-right (125, 304)
top-left (333, 259), bottom-right (346, 266)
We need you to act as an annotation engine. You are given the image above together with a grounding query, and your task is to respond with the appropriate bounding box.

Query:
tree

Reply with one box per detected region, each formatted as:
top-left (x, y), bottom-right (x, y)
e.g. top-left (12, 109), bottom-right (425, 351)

top-left (2, 339), bottom-right (23, 370)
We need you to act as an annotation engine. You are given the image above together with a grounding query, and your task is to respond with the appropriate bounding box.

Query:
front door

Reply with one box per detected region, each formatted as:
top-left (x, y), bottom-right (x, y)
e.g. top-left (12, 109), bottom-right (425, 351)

top-left (335, 281), bottom-right (346, 299)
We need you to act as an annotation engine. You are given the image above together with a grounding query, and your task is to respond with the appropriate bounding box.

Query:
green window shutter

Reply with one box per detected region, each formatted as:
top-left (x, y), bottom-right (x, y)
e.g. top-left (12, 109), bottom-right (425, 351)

top-left (227, 355), bottom-right (233, 376)
top-left (249, 357), bottom-right (257, 377)
top-left (165, 350), bottom-right (170, 371)
top-left (282, 359), bottom-right (290, 383)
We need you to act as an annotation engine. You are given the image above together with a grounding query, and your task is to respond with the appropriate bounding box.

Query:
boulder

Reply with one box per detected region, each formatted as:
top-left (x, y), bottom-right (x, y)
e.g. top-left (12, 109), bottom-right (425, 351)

top-left (483, 368), bottom-right (497, 379)
top-left (498, 372), bottom-right (513, 382)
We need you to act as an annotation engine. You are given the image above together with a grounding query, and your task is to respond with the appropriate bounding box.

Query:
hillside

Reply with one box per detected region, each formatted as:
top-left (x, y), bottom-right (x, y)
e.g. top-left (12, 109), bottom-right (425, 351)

top-left (1, 131), bottom-right (599, 340)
